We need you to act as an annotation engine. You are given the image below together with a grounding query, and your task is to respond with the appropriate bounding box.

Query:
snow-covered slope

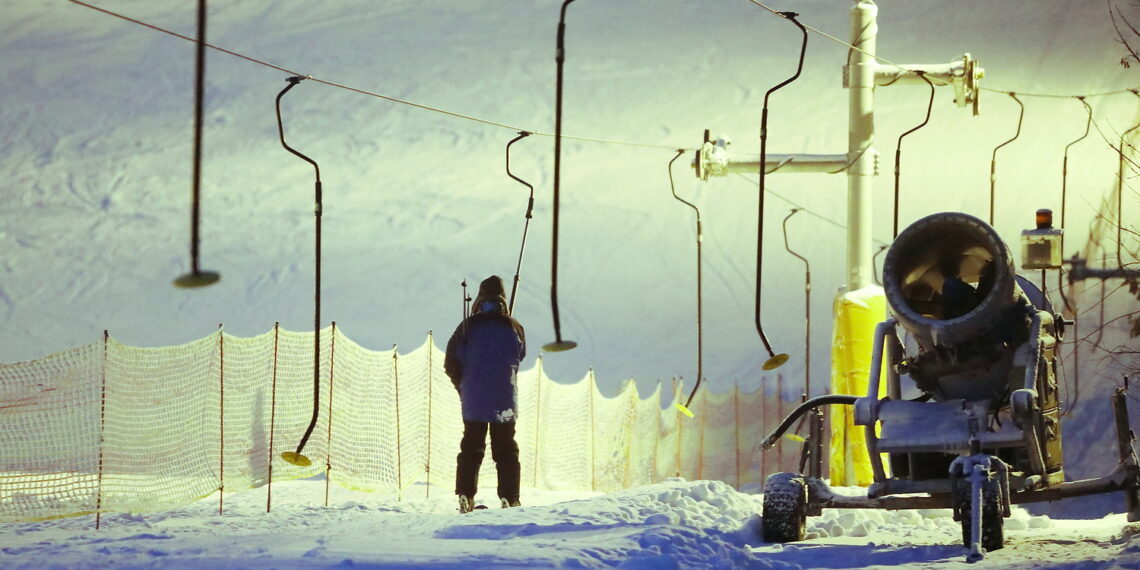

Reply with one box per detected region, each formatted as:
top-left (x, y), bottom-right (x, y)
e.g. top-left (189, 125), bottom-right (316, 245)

top-left (4, 0), bottom-right (1135, 387)
top-left (2, 0), bottom-right (1139, 537)
top-left (2, 477), bottom-right (1137, 568)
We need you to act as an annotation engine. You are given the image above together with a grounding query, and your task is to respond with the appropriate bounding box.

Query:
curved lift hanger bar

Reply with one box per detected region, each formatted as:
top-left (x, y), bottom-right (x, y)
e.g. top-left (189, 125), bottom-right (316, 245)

top-left (506, 131), bottom-right (535, 315)
top-left (782, 209), bottom-right (811, 398)
top-left (989, 92), bottom-right (1024, 226)
top-left (892, 72), bottom-right (935, 239)
top-left (275, 76), bottom-right (324, 468)
top-left (666, 149), bottom-right (705, 414)
top-left (755, 11), bottom-right (805, 371)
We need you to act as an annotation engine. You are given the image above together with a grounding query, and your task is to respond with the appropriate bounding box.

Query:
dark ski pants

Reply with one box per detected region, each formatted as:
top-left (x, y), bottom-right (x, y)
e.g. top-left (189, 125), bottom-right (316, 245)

top-left (455, 420), bottom-right (520, 502)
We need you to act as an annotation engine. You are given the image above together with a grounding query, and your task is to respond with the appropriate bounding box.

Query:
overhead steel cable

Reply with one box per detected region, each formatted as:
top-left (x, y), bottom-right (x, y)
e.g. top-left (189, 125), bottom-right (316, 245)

top-left (64, 0), bottom-right (693, 153)
top-left (744, 0), bottom-right (1139, 100)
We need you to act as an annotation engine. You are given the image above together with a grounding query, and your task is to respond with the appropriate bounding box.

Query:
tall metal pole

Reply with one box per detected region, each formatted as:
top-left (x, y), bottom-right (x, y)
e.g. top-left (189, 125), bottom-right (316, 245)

top-left (847, 1), bottom-right (877, 291)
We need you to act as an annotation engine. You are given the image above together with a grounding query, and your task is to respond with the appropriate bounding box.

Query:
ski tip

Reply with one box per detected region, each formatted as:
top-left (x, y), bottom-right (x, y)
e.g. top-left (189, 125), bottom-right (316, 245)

top-left (674, 403), bottom-right (695, 418)
top-left (542, 340), bottom-right (578, 352)
top-left (173, 270), bottom-right (221, 289)
top-left (784, 433), bottom-right (806, 443)
top-left (280, 451), bottom-right (312, 467)
top-left (762, 353), bottom-right (789, 370)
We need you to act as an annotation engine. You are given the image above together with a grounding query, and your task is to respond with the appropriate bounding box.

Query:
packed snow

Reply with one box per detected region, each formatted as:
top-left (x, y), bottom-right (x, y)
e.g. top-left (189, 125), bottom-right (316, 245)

top-left (3, 477), bottom-right (1139, 568)
top-left (3, 0), bottom-right (1140, 567)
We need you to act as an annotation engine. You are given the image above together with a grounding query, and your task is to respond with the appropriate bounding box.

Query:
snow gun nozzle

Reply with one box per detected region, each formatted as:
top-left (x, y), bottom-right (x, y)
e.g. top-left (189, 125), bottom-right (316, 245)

top-left (173, 270), bottom-right (221, 289)
top-left (280, 451), bottom-right (312, 467)
top-left (542, 339), bottom-right (578, 352)
top-left (763, 353), bottom-right (789, 370)
top-left (674, 403), bottom-right (695, 418)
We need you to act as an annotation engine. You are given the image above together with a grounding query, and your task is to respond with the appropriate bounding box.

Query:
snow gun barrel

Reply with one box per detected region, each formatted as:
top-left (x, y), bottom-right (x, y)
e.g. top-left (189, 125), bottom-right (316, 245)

top-left (882, 212), bottom-right (1036, 402)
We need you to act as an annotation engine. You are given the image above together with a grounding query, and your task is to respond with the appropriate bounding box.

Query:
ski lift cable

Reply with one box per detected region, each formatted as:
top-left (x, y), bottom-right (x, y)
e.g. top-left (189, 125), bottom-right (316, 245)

top-left (172, 0), bottom-right (220, 289)
top-left (731, 173), bottom-right (892, 248)
top-left (989, 92), bottom-right (1024, 226)
top-left (665, 149), bottom-right (705, 412)
top-left (66, 0), bottom-right (1140, 155)
top-left (64, 0), bottom-right (692, 153)
top-left (892, 72), bottom-right (935, 239)
top-left (506, 131), bottom-right (535, 315)
top-left (274, 76), bottom-right (324, 468)
top-left (744, 0), bottom-right (1139, 100)
top-left (752, 10), bottom-right (804, 371)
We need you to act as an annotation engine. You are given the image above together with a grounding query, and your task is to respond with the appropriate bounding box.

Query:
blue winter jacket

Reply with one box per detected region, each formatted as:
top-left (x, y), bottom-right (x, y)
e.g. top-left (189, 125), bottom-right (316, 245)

top-left (444, 312), bottom-right (526, 423)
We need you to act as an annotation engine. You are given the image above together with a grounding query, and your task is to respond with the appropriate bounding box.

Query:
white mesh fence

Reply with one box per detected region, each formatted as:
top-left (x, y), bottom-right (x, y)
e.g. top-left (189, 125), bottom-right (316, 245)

top-left (1, 326), bottom-right (810, 523)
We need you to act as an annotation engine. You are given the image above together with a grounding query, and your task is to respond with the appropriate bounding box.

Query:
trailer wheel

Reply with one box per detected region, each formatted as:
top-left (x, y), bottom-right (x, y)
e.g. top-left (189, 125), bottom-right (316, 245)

top-left (762, 472), bottom-right (808, 543)
top-left (955, 475), bottom-right (1004, 552)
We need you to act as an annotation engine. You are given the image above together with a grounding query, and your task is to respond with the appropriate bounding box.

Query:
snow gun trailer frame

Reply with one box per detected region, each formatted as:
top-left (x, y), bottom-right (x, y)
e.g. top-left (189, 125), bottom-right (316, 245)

top-left (758, 212), bottom-right (1140, 563)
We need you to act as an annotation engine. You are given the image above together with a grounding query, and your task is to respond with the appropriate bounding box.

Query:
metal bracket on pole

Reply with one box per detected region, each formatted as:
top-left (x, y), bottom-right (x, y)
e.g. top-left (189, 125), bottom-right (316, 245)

top-left (847, 54), bottom-right (985, 115)
top-left (693, 135), bottom-right (856, 180)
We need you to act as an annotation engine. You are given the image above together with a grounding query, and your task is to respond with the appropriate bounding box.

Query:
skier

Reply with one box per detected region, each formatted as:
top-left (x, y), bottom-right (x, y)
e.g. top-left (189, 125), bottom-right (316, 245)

top-left (444, 275), bottom-right (526, 513)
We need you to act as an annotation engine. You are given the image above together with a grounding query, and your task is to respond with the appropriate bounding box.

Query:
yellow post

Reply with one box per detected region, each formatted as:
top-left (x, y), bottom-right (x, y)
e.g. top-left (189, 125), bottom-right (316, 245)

top-left (829, 285), bottom-right (886, 486)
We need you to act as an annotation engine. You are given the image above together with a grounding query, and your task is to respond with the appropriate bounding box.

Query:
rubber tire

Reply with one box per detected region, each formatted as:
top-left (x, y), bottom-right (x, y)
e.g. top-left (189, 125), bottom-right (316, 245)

top-left (762, 472), bottom-right (808, 543)
top-left (956, 476), bottom-right (1004, 552)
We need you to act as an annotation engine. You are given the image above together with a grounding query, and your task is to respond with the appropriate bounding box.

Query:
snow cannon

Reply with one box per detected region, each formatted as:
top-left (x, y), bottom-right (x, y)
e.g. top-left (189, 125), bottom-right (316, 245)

top-left (757, 212), bottom-right (1140, 562)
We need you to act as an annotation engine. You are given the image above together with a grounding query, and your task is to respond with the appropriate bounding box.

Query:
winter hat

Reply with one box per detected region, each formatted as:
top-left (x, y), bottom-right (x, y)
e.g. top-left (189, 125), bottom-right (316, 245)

top-left (473, 275), bottom-right (508, 314)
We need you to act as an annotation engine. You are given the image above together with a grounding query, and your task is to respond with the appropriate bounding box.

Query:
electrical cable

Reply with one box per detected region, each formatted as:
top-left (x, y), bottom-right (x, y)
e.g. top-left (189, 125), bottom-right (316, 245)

top-left (274, 76), bottom-right (324, 468)
top-left (989, 92), bottom-right (1024, 225)
top-left (745, 0), bottom-right (1140, 101)
top-left (753, 10), bottom-right (804, 371)
top-left (505, 131), bottom-right (535, 315)
top-left (66, 0), bottom-right (1140, 156)
top-left (732, 173), bottom-right (892, 248)
top-left (892, 72), bottom-right (935, 238)
top-left (64, 0), bottom-right (692, 153)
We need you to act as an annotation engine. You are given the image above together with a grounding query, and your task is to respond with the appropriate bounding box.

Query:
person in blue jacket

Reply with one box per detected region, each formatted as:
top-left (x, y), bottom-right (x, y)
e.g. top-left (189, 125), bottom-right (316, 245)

top-left (445, 275), bottom-right (526, 513)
